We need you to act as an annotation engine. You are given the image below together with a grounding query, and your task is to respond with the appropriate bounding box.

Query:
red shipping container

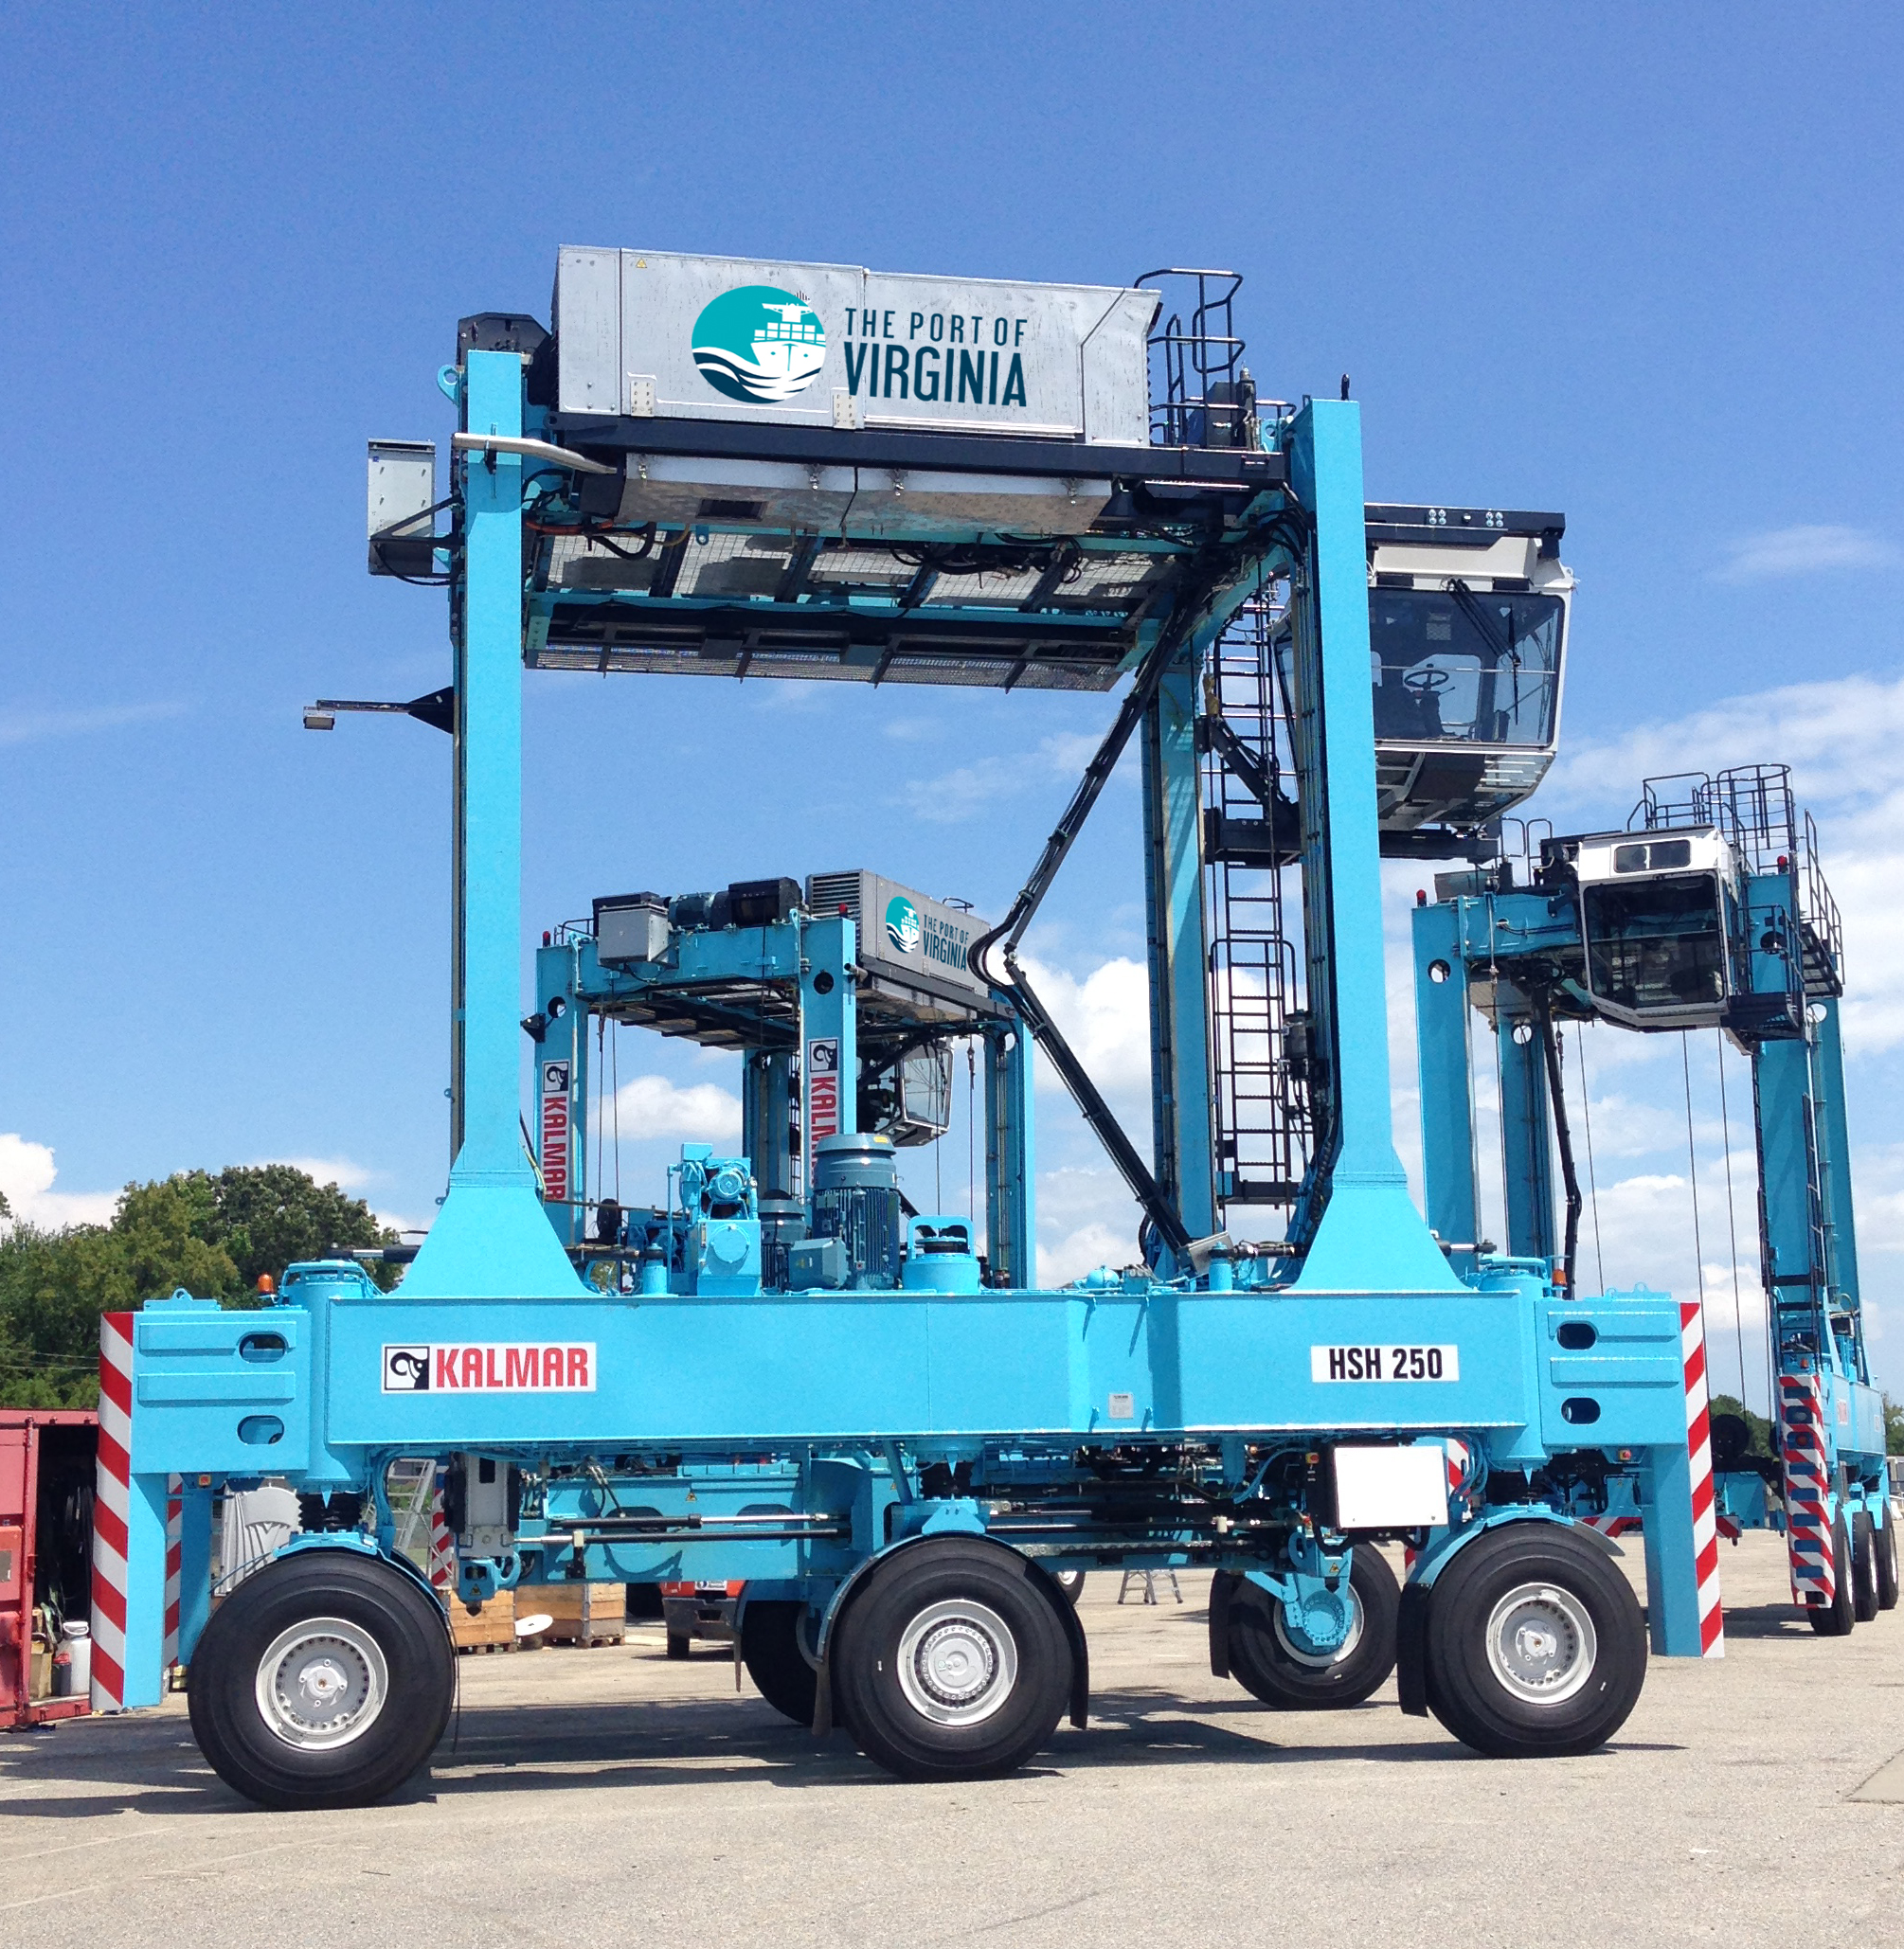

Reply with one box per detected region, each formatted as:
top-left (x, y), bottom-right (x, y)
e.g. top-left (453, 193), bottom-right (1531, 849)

top-left (0, 1411), bottom-right (99, 1727)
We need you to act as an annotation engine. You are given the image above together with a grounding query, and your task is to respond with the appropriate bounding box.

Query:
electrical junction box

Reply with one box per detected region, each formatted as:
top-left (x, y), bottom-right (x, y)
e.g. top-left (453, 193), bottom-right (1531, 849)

top-left (1331, 1445), bottom-right (1451, 1530)
top-left (594, 892), bottom-right (670, 965)
top-left (366, 440), bottom-right (437, 575)
top-left (554, 246), bottom-right (1157, 444)
top-left (455, 1455), bottom-right (515, 1558)
top-left (806, 871), bottom-right (991, 1012)
top-left (787, 1236), bottom-right (849, 1291)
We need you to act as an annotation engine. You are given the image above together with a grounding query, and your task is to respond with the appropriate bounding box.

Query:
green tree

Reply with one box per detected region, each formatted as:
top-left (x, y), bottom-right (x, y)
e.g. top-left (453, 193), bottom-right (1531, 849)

top-left (206, 1165), bottom-right (392, 1290)
top-left (0, 1165), bottom-right (395, 1409)
top-left (1884, 1394), bottom-right (1904, 1457)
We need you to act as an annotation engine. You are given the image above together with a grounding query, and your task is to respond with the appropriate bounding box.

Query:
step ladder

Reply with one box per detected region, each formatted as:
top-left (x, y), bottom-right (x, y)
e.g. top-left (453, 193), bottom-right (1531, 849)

top-left (1117, 1568), bottom-right (1183, 1605)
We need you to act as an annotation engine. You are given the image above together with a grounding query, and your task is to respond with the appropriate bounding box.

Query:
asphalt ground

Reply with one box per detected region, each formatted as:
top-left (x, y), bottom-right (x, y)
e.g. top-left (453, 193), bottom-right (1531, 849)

top-left (4, 1532), bottom-right (1901, 1948)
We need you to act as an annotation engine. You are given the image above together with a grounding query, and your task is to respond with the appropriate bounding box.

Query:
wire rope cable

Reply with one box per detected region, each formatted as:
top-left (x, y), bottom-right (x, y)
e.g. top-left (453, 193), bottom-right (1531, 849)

top-left (1573, 1027), bottom-right (1606, 1294)
top-left (1680, 1035), bottom-right (1707, 1325)
top-left (1714, 1028), bottom-right (1751, 1413)
top-left (611, 1018), bottom-right (621, 1206)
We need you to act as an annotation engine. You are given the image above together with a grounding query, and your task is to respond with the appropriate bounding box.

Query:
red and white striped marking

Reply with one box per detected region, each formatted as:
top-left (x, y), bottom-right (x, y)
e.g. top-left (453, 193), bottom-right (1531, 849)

top-left (90, 1311), bottom-right (135, 1711)
top-left (1682, 1297), bottom-right (1726, 1656)
top-left (162, 1477), bottom-right (183, 1676)
top-left (1779, 1370), bottom-right (1834, 1609)
top-left (1583, 1512), bottom-right (1643, 1539)
top-left (428, 1468), bottom-right (454, 1598)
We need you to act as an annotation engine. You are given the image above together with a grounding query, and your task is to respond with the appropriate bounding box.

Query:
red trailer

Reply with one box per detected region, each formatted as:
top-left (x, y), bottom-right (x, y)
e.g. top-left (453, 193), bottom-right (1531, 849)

top-left (1, 1410), bottom-right (99, 1727)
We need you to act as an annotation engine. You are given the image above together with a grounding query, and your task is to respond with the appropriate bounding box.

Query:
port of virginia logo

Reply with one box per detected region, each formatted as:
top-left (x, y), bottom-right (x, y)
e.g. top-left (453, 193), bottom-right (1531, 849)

top-left (886, 895), bottom-right (922, 953)
top-left (692, 285), bottom-right (827, 403)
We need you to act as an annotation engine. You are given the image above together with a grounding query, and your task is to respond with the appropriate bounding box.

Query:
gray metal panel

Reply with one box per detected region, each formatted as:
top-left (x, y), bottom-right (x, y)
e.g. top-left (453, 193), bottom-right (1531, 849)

top-left (555, 246), bottom-right (622, 417)
top-left (622, 249), bottom-right (864, 430)
top-left (367, 441), bottom-right (435, 538)
top-left (595, 247), bottom-right (1149, 443)
top-left (852, 872), bottom-right (991, 1005)
top-left (1080, 289), bottom-right (1159, 445)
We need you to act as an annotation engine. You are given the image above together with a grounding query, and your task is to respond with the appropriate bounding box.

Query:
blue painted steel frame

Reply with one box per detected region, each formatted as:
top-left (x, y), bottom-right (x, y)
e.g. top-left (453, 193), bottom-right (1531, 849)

top-left (116, 373), bottom-right (1714, 1700)
top-left (1414, 867), bottom-right (1892, 1621)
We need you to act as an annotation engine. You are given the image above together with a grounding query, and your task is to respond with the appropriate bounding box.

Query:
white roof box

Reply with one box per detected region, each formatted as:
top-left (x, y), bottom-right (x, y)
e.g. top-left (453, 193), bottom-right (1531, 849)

top-left (554, 247), bottom-right (1157, 444)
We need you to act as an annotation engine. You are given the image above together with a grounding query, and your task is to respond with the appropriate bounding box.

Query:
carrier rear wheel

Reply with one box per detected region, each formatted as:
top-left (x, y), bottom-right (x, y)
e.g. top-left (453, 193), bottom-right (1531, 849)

top-left (1808, 1514), bottom-right (1857, 1636)
top-left (1851, 1511), bottom-right (1880, 1624)
top-left (1221, 1546), bottom-right (1400, 1709)
top-left (833, 1538), bottom-right (1073, 1781)
top-left (1421, 1524), bottom-right (1646, 1758)
top-left (1876, 1499), bottom-right (1899, 1612)
top-left (188, 1549), bottom-right (453, 1809)
top-left (741, 1600), bottom-right (819, 1726)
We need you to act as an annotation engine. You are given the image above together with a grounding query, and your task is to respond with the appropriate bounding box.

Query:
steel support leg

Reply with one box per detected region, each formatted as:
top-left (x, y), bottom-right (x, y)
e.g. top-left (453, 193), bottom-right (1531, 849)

top-left (405, 349), bottom-right (584, 1299)
top-left (1141, 654), bottom-right (1216, 1242)
top-left (1285, 400), bottom-right (1460, 1293)
top-left (1411, 901), bottom-right (1480, 1277)
top-left (1497, 1010), bottom-right (1557, 1262)
top-left (1639, 1438), bottom-right (1715, 1654)
top-left (175, 1481), bottom-right (214, 1667)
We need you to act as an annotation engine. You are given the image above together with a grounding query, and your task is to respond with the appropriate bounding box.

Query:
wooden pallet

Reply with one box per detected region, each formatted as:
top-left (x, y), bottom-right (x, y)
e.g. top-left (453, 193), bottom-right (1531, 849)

top-left (449, 1589), bottom-right (515, 1651)
top-left (515, 1581), bottom-right (625, 1645)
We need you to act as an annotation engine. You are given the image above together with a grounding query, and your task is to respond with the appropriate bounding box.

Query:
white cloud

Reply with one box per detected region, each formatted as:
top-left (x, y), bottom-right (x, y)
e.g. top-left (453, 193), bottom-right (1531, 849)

top-left (0, 701), bottom-right (186, 747)
top-left (0, 1135), bottom-right (120, 1230)
top-left (1540, 668), bottom-right (1904, 1052)
top-left (902, 729), bottom-right (1133, 825)
top-left (1016, 953), bottom-right (1153, 1114)
top-left (601, 1074), bottom-right (743, 1144)
top-left (1711, 525), bottom-right (1901, 584)
top-left (257, 1154), bottom-right (381, 1192)
top-left (1034, 1166), bottom-right (1143, 1286)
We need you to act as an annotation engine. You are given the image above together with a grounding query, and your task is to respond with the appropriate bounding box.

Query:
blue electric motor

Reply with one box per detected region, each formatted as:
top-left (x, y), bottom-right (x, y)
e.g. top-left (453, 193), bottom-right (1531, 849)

top-left (811, 1133), bottom-right (903, 1289)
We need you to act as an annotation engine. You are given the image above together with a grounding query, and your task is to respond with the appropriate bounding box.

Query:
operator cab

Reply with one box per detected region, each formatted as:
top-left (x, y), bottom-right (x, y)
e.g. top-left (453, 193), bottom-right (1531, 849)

top-left (1363, 507), bottom-right (1572, 837)
top-left (1546, 825), bottom-right (1743, 1030)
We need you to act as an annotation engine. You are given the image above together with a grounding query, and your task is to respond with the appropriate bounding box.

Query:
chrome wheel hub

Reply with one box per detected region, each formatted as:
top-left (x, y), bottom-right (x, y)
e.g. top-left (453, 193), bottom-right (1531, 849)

top-left (1485, 1582), bottom-right (1597, 1706)
top-left (255, 1617), bottom-right (388, 1750)
top-left (896, 1599), bottom-right (1018, 1726)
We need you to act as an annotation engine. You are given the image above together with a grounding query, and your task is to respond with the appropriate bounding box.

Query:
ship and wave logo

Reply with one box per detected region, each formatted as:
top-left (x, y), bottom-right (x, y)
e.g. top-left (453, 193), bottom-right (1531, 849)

top-left (692, 284), bottom-right (827, 403)
top-left (886, 896), bottom-right (923, 954)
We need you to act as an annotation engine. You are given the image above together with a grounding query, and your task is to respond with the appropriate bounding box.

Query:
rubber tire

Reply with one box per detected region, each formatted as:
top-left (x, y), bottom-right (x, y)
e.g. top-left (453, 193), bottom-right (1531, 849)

top-left (1223, 1547), bottom-right (1401, 1709)
top-left (1051, 1570), bottom-right (1087, 1606)
top-left (188, 1549), bottom-right (454, 1810)
top-left (1876, 1500), bottom-right (1899, 1613)
top-left (1851, 1511), bottom-right (1880, 1624)
top-left (833, 1538), bottom-right (1073, 1781)
top-left (1421, 1524), bottom-right (1647, 1758)
top-left (665, 1630), bottom-right (692, 1660)
top-left (741, 1600), bottom-right (818, 1725)
top-left (1808, 1514), bottom-right (1857, 1636)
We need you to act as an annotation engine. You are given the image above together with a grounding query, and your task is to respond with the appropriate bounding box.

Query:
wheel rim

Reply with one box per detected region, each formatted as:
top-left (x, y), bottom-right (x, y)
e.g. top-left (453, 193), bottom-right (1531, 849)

top-left (254, 1616), bottom-right (388, 1750)
top-left (1271, 1585), bottom-right (1365, 1670)
top-left (1483, 1582), bottom-right (1597, 1707)
top-left (895, 1599), bottom-right (1018, 1726)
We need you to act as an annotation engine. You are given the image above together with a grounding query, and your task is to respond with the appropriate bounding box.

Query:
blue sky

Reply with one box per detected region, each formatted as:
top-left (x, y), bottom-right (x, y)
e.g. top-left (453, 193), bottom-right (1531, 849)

top-left (4, 6), bottom-right (1901, 1394)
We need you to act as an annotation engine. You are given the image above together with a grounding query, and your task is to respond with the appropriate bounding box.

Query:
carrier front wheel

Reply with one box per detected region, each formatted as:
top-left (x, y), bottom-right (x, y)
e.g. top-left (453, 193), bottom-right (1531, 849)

top-left (1808, 1515), bottom-right (1857, 1636)
top-left (833, 1539), bottom-right (1073, 1781)
top-left (1421, 1524), bottom-right (1646, 1758)
top-left (188, 1549), bottom-right (454, 1809)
